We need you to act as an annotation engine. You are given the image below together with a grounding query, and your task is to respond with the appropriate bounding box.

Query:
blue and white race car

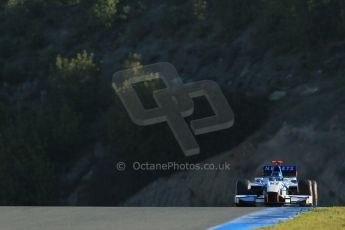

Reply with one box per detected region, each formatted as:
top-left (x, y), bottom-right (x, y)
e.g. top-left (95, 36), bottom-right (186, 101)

top-left (234, 160), bottom-right (318, 207)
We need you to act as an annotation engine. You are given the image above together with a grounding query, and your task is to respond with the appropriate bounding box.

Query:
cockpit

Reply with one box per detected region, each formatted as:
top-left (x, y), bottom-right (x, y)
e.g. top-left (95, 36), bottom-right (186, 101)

top-left (271, 165), bottom-right (283, 179)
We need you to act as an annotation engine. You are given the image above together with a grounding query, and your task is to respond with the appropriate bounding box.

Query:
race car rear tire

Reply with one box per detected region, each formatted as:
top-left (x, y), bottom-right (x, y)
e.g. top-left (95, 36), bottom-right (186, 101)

top-left (312, 180), bottom-right (318, 207)
top-left (236, 179), bottom-right (251, 195)
top-left (298, 180), bottom-right (313, 206)
top-left (235, 179), bottom-right (252, 207)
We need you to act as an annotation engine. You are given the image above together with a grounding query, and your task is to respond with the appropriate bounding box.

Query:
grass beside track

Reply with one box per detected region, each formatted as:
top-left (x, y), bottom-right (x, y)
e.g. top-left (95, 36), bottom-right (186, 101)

top-left (257, 207), bottom-right (345, 230)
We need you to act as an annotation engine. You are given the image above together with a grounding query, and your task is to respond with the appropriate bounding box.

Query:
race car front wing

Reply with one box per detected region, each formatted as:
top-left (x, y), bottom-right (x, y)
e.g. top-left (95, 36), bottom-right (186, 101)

top-left (235, 195), bottom-right (313, 206)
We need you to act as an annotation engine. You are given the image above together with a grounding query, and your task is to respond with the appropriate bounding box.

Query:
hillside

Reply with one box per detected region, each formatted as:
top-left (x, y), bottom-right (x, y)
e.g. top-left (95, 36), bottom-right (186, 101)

top-left (1, 0), bottom-right (345, 206)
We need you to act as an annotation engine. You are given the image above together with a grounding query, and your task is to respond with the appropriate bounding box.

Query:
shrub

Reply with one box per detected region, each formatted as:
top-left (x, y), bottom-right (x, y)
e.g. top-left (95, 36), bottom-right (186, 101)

top-left (55, 50), bottom-right (97, 81)
top-left (193, 0), bottom-right (207, 21)
top-left (93, 0), bottom-right (118, 28)
top-left (6, 0), bottom-right (20, 9)
top-left (50, 50), bottom-right (101, 115)
top-left (124, 53), bottom-right (142, 70)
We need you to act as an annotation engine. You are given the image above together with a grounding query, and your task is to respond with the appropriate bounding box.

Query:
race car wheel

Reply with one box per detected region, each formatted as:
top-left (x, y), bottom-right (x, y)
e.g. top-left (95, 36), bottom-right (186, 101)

top-left (236, 179), bottom-right (250, 195)
top-left (298, 180), bottom-right (313, 206)
top-left (298, 180), bottom-right (312, 195)
top-left (312, 180), bottom-right (318, 207)
top-left (235, 179), bottom-right (252, 207)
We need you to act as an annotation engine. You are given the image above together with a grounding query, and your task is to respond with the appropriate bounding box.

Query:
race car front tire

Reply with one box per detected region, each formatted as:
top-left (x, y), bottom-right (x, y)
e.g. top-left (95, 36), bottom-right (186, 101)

top-left (298, 180), bottom-right (312, 195)
top-left (236, 179), bottom-right (251, 195)
top-left (235, 179), bottom-right (252, 207)
top-left (298, 179), bottom-right (313, 206)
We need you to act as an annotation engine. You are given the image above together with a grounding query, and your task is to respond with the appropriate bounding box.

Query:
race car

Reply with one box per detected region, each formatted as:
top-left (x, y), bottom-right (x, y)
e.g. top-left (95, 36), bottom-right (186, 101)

top-left (234, 160), bottom-right (318, 207)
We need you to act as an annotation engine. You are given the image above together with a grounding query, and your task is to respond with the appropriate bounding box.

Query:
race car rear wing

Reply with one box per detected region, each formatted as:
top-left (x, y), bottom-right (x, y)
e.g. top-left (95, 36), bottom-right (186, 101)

top-left (263, 165), bottom-right (298, 177)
